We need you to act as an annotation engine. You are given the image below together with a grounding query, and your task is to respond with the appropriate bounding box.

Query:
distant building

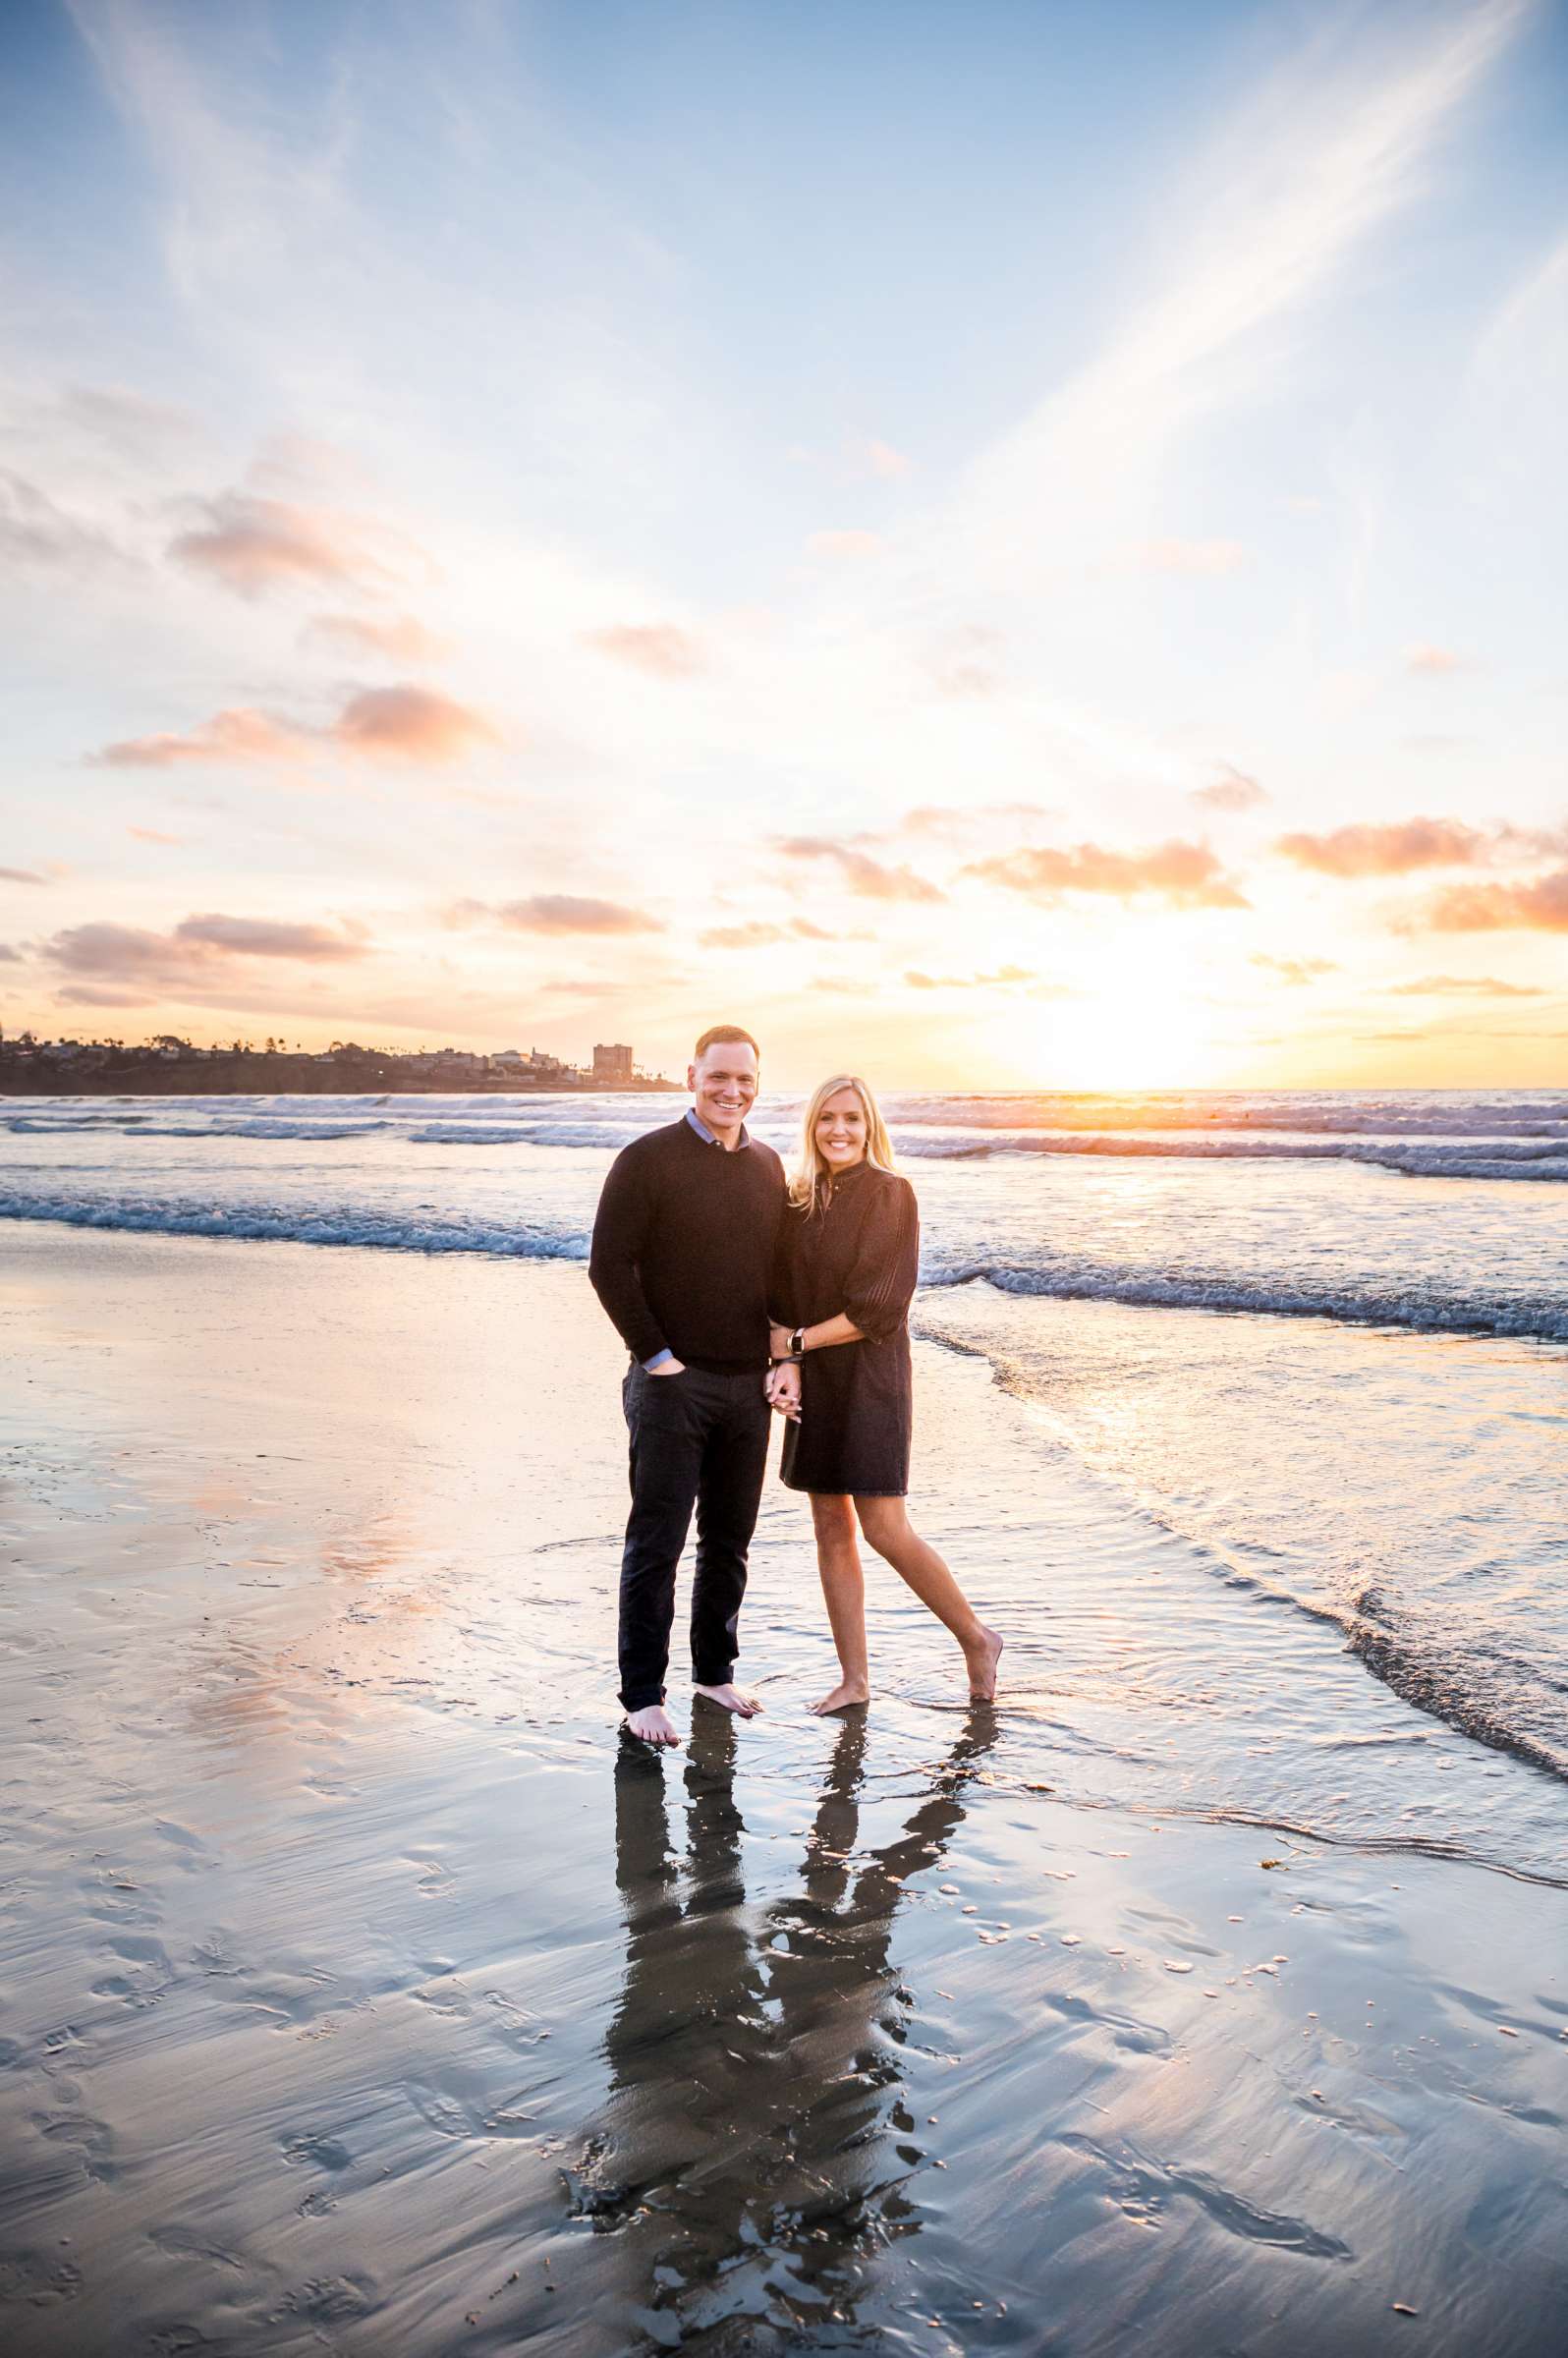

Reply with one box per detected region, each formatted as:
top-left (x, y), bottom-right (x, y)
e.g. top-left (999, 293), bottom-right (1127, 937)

top-left (592, 1042), bottom-right (634, 1084)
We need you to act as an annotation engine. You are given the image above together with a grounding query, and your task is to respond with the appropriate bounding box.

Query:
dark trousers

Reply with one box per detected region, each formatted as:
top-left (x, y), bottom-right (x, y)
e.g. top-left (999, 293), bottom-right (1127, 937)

top-left (618, 1362), bottom-right (772, 1712)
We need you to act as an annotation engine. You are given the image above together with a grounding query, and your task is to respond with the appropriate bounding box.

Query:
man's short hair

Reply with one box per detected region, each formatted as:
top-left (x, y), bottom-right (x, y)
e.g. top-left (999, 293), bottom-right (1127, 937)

top-left (694, 1024), bottom-right (759, 1061)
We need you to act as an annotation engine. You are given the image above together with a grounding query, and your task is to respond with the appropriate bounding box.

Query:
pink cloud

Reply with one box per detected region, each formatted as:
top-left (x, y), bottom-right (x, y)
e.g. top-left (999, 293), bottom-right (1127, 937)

top-left (1192, 765), bottom-right (1268, 814)
top-left (91, 707), bottom-right (312, 768)
top-left (1121, 538), bottom-right (1248, 575)
top-left (699, 919), bottom-right (835, 948)
top-left (1, 470), bottom-right (124, 570)
top-left (127, 825), bottom-right (184, 845)
top-left (496, 896), bottom-right (664, 936)
top-left (42, 912), bottom-right (370, 998)
top-left (1252, 954), bottom-right (1338, 985)
top-left (1276, 817), bottom-right (1487, 877)
top-left (1412, 870), bottom-right (1568, 933)
top-left (1383, 974), bottom-right (1545, 996)
top-left (332, 686), bottom-right (498, 760)
top-left (865, 440), bottom-right (911, 478)
top-left (965, 838), bottom-right (1248, 910)
top-left (582, 624), bottom-right (705, 678)
top-left (89, 686), bottom-right (496, 769)
top-left (168, 492), bottom-right (420, 598)
top-left (305, 613), bottom-right (450, 664)
top-left (1, 866), bottom-right (48, 884)
top-left (1406, 644), bottom-right (1466, 675)
top-left (806, 530), bottom-right (880, 562)
top-left (778, 838), bottom-right (945, 904)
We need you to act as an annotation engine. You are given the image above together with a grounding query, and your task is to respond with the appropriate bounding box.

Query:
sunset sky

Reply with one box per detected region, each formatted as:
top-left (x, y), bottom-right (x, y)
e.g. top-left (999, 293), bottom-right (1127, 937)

top-left (2, 0), bottom-right (1565, 1090)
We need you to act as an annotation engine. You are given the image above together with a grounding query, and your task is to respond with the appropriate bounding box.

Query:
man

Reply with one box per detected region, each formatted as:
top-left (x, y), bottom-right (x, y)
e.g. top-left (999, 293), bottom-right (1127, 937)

top-left (589, 1025), bottom-right (786, 1748)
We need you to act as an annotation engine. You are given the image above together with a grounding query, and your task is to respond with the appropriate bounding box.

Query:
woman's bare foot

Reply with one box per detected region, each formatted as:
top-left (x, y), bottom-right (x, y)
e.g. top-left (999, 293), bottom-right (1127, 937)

top-left (964, 1627), bottom-right (1003, 1703)
top-left (809, 1678), bottom-right (870, 1715)
top-left (693, 1682), bottom-right (763, 1717)
top-left (624, 1703), bottom-right (681, 1748)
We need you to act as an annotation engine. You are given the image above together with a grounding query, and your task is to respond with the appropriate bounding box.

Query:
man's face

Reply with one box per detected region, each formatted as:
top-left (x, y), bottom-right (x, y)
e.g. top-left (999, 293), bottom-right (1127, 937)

top-left (688, 1041), bottom-right (759, 1136)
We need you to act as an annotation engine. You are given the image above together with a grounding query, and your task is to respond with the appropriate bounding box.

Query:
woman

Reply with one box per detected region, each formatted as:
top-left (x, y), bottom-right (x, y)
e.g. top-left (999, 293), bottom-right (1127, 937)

top-left (767, 1075), bottom-right (1002, 1713)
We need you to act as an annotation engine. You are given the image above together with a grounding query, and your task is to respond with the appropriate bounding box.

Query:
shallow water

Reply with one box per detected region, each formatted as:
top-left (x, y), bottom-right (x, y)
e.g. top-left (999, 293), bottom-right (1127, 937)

top-left (5, 1087), bottom-right (1566, 1788)
top-left (2, 1233), bottom-right (1566, 2356)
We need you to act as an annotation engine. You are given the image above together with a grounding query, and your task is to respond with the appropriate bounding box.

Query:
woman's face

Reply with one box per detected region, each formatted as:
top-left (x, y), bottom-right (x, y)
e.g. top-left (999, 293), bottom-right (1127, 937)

top-left (815, 1085), bottom-right (868, 1172)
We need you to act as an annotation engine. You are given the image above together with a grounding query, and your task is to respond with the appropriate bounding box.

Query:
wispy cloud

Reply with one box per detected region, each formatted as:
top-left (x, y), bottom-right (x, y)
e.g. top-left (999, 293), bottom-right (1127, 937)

top-left (168, 491), bottom-right (419, 598)
top-left (1252, 954), bottom-right (1339, 985)
top-left (966, 838), bottom-right (1248, 910)
top-left (583, 625), bottom-right (705, 678)
top-left (1405, 642), bottom-right (1468, 674)
top-left (1383, 973), bottom-right (1545, 995)
top-left (1, 866), bottom-right (49, 885)
top-left (778, 838), bottom-right (945, 904)
top-left (88, 685), bottom-right (497, 768)
top-left (0, 470), bottom-right (124, 570)
top-left (304, 613), bottom-right (450, 665)
top-left (1408, 869), bottom-right (1568, 931)
top-left (1276, 816), bottom-right (1489, 876)
top-left (41, 911), bottom-right (370, 1005)
top-left (1115, 538), bottom-right (1247, 575)
top-left (495, 895), bottom-right (664, 936)
top-left (699, 919), bottom-right (834, 948)
top-left (1192, 765), bottom-right (1268, 814)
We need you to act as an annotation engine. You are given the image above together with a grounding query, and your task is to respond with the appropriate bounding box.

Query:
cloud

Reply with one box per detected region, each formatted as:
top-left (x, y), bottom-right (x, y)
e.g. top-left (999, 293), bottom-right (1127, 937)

top-left (901, 801), bottom-right (1063, 841)
top-left (1117, 538), bottom-right (1248, 575)
top-left (1410, 870), bottom-right (1568, 933)
top-left (904, 965), bottom-right (1051, 991)
top-left (1275, 816), bottom-right (1488, 876)
top-left (90, 707), bottom-right (313, 768)
top-left (0, 944), bottom-right (21, 962)
top-left (0, 470), bottom-right (122, 570)
top-left (167, 492), bottom-right (410, 597)
top-left (699, 919), bottom-right (835, 948)
top-left (88, 686), bottom-right (497, 769)
top-left (1383, 974), bottom-right (1546, 996)
top-left (864, 440), bottom-right (912, 479)
top-left (496, 895), bottom-right (664, 935)
top-left (805, 530), bottom-right (880, 562)
top-left (305, 613), bottom-right (450, 664)
top-left (174, 913), bottom-right (367, 960)
top-left (41, 910), bottom-right (370, 998)
top-left (778, 838), bottom-right (945, 903)
top-left (1, 867), bottom-right (48, 885)
top-left (1406, 643), bottom-right (1466, 674)
top-left (127, 825), bottom-right (184, 845)
top-left (583, 625), bottom-right (704, 678)
top-left (1192, 765), bottom-right (1268, 814)
top-left (1252, 954), bottom-right (1339, 985)
top-left (332, 686), bottom-right (498, 760)
top-left (965, 838), bottom-right (1248, 909)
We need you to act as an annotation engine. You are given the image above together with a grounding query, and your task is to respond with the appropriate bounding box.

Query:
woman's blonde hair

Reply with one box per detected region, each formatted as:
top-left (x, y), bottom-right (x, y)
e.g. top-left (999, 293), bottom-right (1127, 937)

top-left (789, 1073), bottom-right (897, 1213)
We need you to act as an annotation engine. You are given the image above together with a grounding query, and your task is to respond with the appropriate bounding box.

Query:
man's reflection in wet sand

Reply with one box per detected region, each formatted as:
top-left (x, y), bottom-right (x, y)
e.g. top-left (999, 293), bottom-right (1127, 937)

top-left (572, 1708), bottom-right (998, 2346)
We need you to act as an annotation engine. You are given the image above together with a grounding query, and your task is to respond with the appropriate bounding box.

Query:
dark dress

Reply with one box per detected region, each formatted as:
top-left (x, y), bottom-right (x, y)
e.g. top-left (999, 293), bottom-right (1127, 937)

top-left (775, 1162), bottom-right (921, 1496)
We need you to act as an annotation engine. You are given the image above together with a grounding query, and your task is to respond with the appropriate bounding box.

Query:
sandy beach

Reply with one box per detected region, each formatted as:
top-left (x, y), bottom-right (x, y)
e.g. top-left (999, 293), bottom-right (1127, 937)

top-left (2, 1221), bottom-right (1566, 2356)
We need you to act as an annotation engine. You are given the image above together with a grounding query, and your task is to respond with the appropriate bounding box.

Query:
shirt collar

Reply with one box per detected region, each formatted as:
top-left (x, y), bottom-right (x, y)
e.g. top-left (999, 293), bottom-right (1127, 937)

top-left (686, 1106), bottom-right (749, 1150)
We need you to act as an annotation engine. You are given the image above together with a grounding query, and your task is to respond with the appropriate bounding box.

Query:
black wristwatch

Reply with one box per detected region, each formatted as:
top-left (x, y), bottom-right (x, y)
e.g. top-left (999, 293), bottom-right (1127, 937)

top-left (789, 1327), bottom-right (806, 1360)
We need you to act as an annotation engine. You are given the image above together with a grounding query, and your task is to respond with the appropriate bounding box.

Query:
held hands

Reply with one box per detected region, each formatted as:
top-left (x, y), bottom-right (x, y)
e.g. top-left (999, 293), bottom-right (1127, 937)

top-left (765, 1361), bottom-right (802, 1421)
top-left (768, 1324), bottom-right (794, 1363)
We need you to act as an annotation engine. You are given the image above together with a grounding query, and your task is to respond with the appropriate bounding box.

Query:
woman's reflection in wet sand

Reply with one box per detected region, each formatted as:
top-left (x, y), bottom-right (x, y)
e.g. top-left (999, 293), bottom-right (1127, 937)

top-left (572, 1708), bottom-right (998, 2348)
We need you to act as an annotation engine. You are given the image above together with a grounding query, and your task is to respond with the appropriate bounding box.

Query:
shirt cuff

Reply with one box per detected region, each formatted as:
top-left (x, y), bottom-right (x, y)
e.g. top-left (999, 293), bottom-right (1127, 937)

top-left (642, 1348), bottom-right (675, 1371)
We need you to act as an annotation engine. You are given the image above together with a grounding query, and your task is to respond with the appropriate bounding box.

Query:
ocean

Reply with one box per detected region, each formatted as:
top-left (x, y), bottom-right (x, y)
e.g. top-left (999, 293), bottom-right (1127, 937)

top-left (5, 1084), bottom-right (1566, 1827)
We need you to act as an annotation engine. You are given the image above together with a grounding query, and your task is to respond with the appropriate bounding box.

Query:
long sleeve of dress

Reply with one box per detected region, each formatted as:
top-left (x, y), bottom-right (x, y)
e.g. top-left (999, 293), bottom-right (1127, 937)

top-left (842, 1178), bottom-right (920, 1342)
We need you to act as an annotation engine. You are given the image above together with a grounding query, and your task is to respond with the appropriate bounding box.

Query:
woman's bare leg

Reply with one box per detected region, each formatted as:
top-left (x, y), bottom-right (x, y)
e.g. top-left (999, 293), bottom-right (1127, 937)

top-left (854, 1497), bottom-right (1003, 1701)
top-left (809, 1492), bottom-right (870, 1712)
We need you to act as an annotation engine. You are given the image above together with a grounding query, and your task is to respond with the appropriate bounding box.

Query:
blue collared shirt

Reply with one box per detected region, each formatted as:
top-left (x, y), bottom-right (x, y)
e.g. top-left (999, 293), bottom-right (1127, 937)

top-left (642, 1107), bottom-right (737, 1367)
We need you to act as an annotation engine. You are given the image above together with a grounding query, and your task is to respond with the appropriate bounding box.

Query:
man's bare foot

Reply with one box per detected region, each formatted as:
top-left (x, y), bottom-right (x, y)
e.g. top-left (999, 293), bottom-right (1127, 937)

top-left (693, 1682), bottom-right (763, 1717)
top-left (809, 1678), bottom-right (870, 1716)
top-left (964, 1627), bottom-right (1004, 1703)
top-left (623, 1703), bottom-right (681, 1748)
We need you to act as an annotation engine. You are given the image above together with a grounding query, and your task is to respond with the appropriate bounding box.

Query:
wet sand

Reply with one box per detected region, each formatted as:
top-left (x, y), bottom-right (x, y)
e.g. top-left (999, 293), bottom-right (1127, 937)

top-left (1, 1224), bottom-right (1565, 2355)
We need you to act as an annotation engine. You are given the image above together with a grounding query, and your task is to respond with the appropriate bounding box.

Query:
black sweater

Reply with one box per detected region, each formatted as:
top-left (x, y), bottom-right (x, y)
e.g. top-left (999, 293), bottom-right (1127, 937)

top-left (588, 1118), bottom-right (786, 1374)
